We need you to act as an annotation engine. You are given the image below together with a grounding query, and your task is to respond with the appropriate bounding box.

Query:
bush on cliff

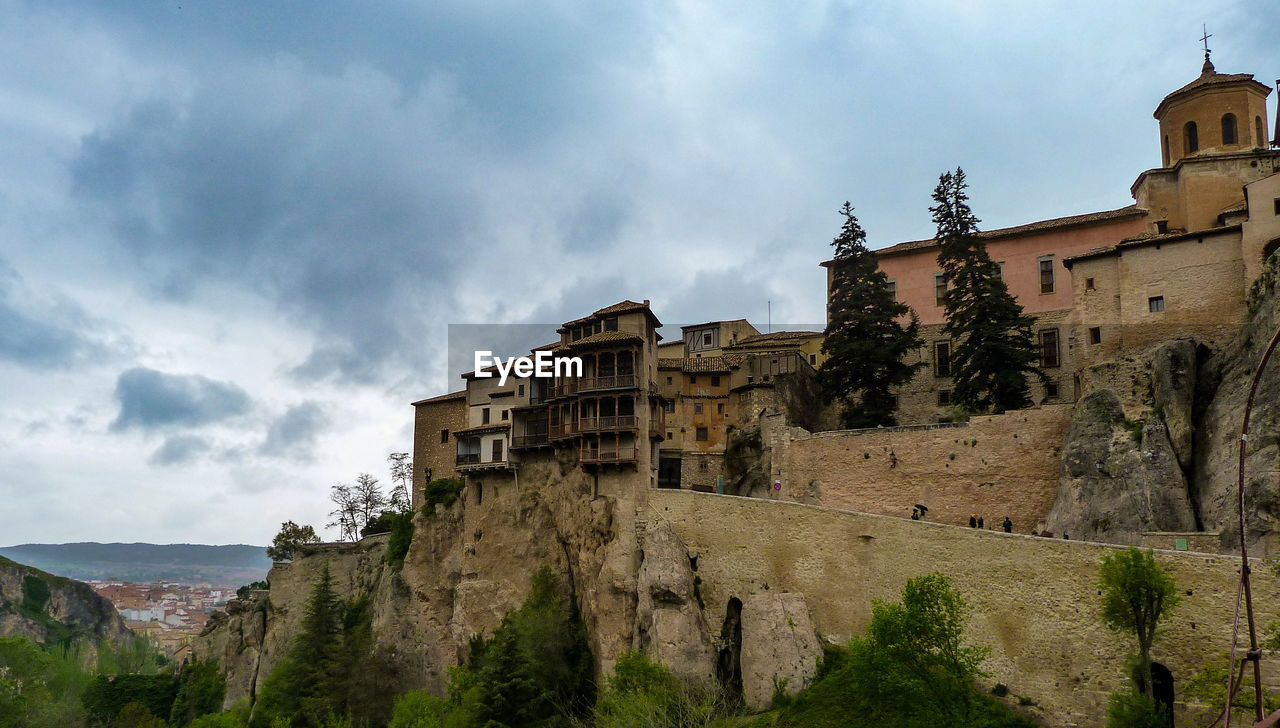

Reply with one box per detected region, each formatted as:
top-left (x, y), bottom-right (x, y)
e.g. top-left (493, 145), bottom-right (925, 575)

top-left (421, 478), bottom-right (465, 517)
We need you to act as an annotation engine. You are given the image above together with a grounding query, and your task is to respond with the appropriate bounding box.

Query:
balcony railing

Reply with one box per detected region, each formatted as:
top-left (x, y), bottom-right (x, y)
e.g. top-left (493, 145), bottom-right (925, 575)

top-left (579, 447), bottom-right (638, 464)
top-left (550, 422), bottom-right (578, 440)
top-left (456, 453), bottom-right (481, 466)
top-left (548, 382), bottom-right (578, 399)
top-left (512, 433), bottom-right (550, 448)
top-left (576, 374), bottom-right (637, 393)
top-left (577, 415), bottom-right (638, 433)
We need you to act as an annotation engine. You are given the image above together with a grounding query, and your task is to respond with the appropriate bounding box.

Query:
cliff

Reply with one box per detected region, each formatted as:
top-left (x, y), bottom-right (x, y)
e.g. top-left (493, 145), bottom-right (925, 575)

top-left (0, 555), bottom-right (130, 646)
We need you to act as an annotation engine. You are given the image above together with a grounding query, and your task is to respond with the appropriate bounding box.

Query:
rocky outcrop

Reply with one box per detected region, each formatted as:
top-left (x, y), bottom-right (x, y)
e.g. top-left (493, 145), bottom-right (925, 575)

top-left (1045, 389), bottom-right (1197, 543)
top-left (0, 555), bottom-right (129, 646)
top-left (1193, 271), bottom-right (1280, 553)
top-left (739, 592), bottom-right (821, 711)
top-left (633, 521), bottom-right (715, 685)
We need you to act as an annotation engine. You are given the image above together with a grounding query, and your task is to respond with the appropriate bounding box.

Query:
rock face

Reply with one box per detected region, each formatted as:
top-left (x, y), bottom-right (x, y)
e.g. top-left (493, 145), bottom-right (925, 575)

top-left (1045, 388), bottom-right (1197, 543)
top-left (633, 521), bottom-right (715, 685)
top-left (738, 593), bottom-right (821, 711)
top-left (1194, 273), bottom-right (1280, 554)
top-left (0, 556), bottom-right (129, 646)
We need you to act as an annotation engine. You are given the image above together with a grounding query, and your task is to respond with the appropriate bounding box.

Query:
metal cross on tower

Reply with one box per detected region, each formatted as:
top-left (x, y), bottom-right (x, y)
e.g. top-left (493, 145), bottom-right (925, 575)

top-left (1201, 24), bottom-right (1213, 58)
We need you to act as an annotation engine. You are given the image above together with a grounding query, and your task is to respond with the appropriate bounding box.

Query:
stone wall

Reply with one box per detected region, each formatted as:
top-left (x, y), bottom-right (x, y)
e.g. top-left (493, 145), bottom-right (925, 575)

top-left (647, 489), bottom-right (1280, 728)
top-left (412, 394), bottom-right (467, 509)
top-left (779, 405), bottom-right (1073, 533)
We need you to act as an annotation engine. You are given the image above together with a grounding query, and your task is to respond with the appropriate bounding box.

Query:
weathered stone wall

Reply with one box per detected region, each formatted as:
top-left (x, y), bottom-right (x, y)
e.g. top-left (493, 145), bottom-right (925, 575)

top-left (648, 489), bottom-right (1280, 728)
top-left (780, 405), bottom-right (1073, 532)
top-left (412, 394), bottom-right (467, 509)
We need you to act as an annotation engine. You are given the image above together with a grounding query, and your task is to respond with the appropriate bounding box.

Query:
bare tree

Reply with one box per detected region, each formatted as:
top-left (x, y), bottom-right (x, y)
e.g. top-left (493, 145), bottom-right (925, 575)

top-left (352, 473), bottom-right (387, 530)
top-left (327, 482), bottom-right (360, 541)
top-left (387, 452), bottom-right (412, 511)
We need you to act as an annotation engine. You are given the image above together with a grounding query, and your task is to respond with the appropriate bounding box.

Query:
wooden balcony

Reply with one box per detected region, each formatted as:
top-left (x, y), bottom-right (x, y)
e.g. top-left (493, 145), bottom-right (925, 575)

top-left (575, 374), bottom-right (638, 393)
top-left (577, 415), bottom-right (638, 433)
top-left (579, 446), bottom-right (638, 465)
top-left (549, 422), bottom-right (578, 440)
top-left (455, 453), bottom-right (481, 466)
top-left (547, 381), bottom-right (578, 399)
top-left (511, 433), bottom-right (550, 449)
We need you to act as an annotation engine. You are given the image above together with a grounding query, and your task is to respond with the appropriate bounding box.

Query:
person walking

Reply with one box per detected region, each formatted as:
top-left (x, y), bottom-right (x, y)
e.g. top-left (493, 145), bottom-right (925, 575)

top-left (1002, 516), bottom-right (1013, 533)
top-left (969, 513), bottom-right (977, 528)
top-left (977, 516), bottom-right (984, 529)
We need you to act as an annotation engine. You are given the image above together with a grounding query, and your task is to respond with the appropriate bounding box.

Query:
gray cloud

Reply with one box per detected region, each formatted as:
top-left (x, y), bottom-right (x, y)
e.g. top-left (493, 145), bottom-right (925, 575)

top-left (0, 259), bottom-right (103, 369)
top-left (148, 435), bottom-right (212, 466)
top-left (259, 401), bottom-right (327, 459)
top-left (111, 367), bottom-right (252, 431)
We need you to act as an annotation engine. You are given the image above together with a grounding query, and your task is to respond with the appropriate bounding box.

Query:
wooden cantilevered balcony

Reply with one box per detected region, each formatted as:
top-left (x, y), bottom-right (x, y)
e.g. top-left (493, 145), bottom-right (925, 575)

top-left (577, 415), bottom-right (638, 433)
top-left (547, 381), bottom-right (578, 400)
top-left (511, 433), bottom-right (550, 448)
top-left (549, 422), bottom-right (578, 440)
top-left (574, 374), bottom-right (638, 393)
top-left (456, 453), bottom-right (481, 466)
top-left (578, 446), bottom-right (638, 464)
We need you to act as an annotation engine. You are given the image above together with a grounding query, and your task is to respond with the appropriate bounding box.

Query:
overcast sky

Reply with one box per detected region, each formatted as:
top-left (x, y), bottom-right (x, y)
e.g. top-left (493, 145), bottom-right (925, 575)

top-left (1, 0), bottom-right (1275, 546)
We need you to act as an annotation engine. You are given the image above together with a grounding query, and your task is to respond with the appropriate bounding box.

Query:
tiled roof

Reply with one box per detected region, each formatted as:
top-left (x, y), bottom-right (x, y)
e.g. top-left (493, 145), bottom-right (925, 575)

top-left (657, 356), bottom-right (733, 373)
top-left (454, 422), bottom-right (511, 436)
top-left (411, 390), bottom-right (466, 406)
top-left (821, 205), bottom-right (1147, 264)
top-left (1063, 224), bottom-right (1242, 266)
top-left (1154, 64), bottom-right (1271, 118)
top-left (556, 331), bottom-right (645, 351)
top-left (560, 300), bottom-right (659, 329)
top-left (732, 330), bottom-right (822, 347)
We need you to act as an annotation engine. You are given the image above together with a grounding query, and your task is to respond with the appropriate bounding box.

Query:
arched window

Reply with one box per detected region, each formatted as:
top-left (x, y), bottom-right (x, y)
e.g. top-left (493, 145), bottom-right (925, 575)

top-left (1257, 116), bottom-right (1267, 147)
top-left (1162, 135), bottom-right (1170, 166)
top-left (1222, 113), bottom-right (1238, 145)
top-left (1184, 121), bottom-right (1199, 153)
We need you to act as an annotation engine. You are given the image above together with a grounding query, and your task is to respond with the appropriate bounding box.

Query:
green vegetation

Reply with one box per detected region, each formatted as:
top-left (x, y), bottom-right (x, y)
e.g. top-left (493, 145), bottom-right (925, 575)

top-left (933, 168), bottom-right (1043, 413)
top-left (1097, 548), bottom-right (1180, 727)
top-left (0, 634), bottom-right (222, 727)
top-left (1184, 653), bottom-right (1280, 725)
top-left (236, 580), bottom-right (269, 600)
top-left (384, 511), bottom-right (415, 566)
top-left (422, 478), bottom-right (465, 517)
top-left (770, 573), bottom-right (1033, 728)
top-left (266, 521), bottom-right (321, 562)
top-left (819, 202), bottom-right (924, 428)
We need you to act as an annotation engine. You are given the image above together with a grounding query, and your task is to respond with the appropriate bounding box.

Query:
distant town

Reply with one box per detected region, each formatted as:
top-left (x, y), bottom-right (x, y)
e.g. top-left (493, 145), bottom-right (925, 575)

top-left (88, 579), bottom-right (235, 656)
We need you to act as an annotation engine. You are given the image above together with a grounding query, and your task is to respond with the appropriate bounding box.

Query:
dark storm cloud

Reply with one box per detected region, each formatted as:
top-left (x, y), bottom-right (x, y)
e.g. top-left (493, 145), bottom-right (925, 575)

top-left (0, 259), bottom-right (103, 369)
top-left (111, 367), bottom-right (252, 431)
top-left (148, 435), bottom-right (212, 466)
top-left (259, 401), bottom-right (327, 459)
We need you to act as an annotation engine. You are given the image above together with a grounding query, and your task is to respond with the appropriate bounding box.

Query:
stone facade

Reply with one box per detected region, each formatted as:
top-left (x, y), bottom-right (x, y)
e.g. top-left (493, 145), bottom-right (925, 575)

top-left (411, 391), bottom-right (467, 509)
top-left (649, 489), bottom-right (1280, 728)
top-left (777, 405), bottom-right (1073, 533)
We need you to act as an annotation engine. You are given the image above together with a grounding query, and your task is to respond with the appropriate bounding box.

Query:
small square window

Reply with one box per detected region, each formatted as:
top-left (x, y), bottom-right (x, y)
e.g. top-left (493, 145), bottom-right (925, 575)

top-left (482, 408), bottom-right (490, 424)
top-left (694, 403), bottom-right (703, 414)
top-left (1085, 278), bottom-right (1095, 290)
top-left (664, 400), bottom-right (675, 413)
top-left (666, 431), bottom-right (672, 440)
top-left (1148, 296), bottom-right (1165, 312)
top-left (717, 403), bottom-right (725, 415)
top-left (703, 333), bottom-right (712, 346)
top-left (696, 427), bottom-right (708, 441)
top-left (689, 376), bottom-right (697, 384)
top-left (1045, 381), bottom-right (1060, 399)
top-left (1089, 327), bottom-right (1102, 344)
top-left (604, 317), bottom-right (618, 332)
top-left (517, 384), bottom-right (525, 397)
top-left (809, 353), bottom-right (817, 365)
top-left (501, 409), bottom-right (509, 421)
top-left (938, 390), bottom-right (951, 405)
top-left (666, 376), bottom-right (672, 385)
top-left (711, 376), bottom-right (721, 386)
top-left (440, 429), bottom-right (449, 443)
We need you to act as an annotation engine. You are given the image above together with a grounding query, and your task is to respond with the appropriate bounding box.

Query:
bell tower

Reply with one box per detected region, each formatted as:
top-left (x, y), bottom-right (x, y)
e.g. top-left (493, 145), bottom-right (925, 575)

top-left (1153, 46), bottom-right (1272, 167)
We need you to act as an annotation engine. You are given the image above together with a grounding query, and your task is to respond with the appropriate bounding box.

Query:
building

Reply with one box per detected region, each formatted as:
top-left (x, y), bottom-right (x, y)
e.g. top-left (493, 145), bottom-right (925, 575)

top-left (823, 52), bottom-right (1278, 423)
top-left (410, 390), bottom-right (467, 509)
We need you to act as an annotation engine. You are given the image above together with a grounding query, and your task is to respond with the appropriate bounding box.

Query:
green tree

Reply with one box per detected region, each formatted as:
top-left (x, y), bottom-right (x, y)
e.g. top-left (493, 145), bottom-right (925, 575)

top-left (170, 659), bottom-right (227, 726)
top-left (266, 521), bottom-right (320, 562)
top-left (820, 202), bottom-right (924, 427)
top-left (932, 168), bottom-right (1043, 412)
top-left (254, 565), bottom-right (345, 727)
top-left (1098, 548), bottom-right (1180, 701)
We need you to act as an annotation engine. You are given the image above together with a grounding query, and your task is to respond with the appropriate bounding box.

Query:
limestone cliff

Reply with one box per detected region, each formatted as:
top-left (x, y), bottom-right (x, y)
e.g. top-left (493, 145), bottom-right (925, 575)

top-left (0, 555), bottom-right (129, 646)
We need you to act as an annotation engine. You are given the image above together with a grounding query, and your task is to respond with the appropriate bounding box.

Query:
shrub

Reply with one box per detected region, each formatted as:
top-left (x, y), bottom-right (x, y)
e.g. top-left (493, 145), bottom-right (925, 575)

top-left (82, 673), bottom-right (179, 724)
top-left (990, 684), bottom-right (1009, 697)
top-left (422, 478), bottom-right (465, 517)
top-left (385, 511), bottom-right (415, 566)
top-left (170, 659), bottom-right (227, 726)
top-left (1105, 690), bottom-right (1168, 728)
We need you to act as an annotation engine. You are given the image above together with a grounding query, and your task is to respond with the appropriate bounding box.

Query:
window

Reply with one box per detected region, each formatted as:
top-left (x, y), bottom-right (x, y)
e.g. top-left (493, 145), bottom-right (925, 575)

top-left (604, 317), bottom-right (618, 332)
top-left (1184, 121), bottom-right (1199, 153)
top-left (1163, 135), bottom-right (1170, 166)
top-left (666, 376), bottom-right (673, 385)
top-left (886, 279), bottom-right (897, 301)
top-left (703, 333), bottom-right (712, 346)
top-left (664, 400), bottom-right (675, 413)
top-left (482, 407), bottom-right (490, 424)
top-left (711, 376), bottom-right (720, 386)
top-left (694, 403), bottom-right (703, 414)
top-left (492, 439), bottom-right (503, 461)
top-left (1148, 296), bottom-right (1165, 313)
top-left (938, 390), bottom-right (952, 406)
top-left (1222, 113), bottom-right (1238, 145)
top-left (1085, 277), bottom-right (1096, 291)
top-left (1039, 256), bottom-right (1055, 294)
top-left (717, 403), bottom-right (725, 415)
top-left (1089, 327), bottom-right (1102, 344)
top-left (517, 384), bottom-right (525, 397)
top-left (809, 353), bottom-right (817, 365)
top-left (933, 341), bottom-right (952, 377)
top-left (440, 429), bottom-right (449, 443)
top-left (1039, 329), bottom-right (1060, 368)
top-left (934, 273), bottom-right (948, 306)
top-left (689, 376), bottom-right (697, 384)
top-left (1156, 220), bottom-right (1169, 234)
top-left (1045, 381), bottom-right (1060, 399)
top-left (666, 431), bottom-right (672, 440)
top-left (572, 327), bottom-right (583, 342)
top-left (1274, 198), bottom-right (1280, 216)
top-left (501, 409), bottom-right (509, 421)
top-left (1257, 116), bottom-right (1266, 147)
top-left (996, 261), bottom-right (1005, 280)
top-left (695, 427), bottom-right (708, 441)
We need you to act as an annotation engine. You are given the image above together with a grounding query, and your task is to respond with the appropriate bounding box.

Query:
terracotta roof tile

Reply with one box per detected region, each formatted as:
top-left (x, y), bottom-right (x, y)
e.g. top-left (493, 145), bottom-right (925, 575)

top-left (556, 330), bottom-right (645, 351)
top-left (411, 390), bottom-right (466, 406)
top-left (1154, 67), bottom-right (1271, 118)
top-left (731, 330), bottom-right (823, 347)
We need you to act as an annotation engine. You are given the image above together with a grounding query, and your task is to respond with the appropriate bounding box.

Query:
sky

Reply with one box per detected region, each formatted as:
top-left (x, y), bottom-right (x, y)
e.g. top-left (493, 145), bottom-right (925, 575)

top-left (1, 0), bottom-right (1276, 546)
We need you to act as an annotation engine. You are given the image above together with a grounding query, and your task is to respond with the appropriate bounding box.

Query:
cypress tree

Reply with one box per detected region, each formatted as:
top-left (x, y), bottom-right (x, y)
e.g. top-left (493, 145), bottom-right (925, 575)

top-left (820, 202), bottom-right (924, 427)
top-left (932, 169), bottom-right (1043, 412)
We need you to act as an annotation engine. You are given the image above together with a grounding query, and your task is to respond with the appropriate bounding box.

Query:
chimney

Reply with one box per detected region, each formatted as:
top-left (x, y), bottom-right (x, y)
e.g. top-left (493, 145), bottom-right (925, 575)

top-left (643, 299), bottom-right (650, 307)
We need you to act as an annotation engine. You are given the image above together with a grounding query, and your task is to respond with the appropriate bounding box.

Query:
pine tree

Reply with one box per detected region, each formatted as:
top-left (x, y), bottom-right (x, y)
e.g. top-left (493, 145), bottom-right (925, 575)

top-left (932, 169), bottom-right (1043, 412)
top-left (820, 202), bottom-right (924, 427)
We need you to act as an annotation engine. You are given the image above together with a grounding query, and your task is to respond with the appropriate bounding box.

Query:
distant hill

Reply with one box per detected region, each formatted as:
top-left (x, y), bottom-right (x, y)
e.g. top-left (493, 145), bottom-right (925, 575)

top-left (0, 543), bottom-right (272, 586)
top-left (0, 555), bottom-right (130, 645)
